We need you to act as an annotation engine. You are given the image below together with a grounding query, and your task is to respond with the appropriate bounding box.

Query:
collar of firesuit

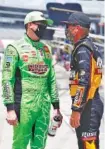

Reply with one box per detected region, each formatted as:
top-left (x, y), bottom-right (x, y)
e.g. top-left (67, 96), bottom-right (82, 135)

top-left (24, 33), bottom-right (44, 49)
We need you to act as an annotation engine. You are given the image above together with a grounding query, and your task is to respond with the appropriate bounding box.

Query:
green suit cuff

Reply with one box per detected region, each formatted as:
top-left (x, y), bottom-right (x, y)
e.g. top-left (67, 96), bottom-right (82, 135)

top-left (6, 103), bottom-right (14, 111)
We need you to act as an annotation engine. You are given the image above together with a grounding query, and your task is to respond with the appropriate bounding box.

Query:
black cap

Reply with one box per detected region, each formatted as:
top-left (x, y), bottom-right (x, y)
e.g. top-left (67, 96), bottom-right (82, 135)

top-left (65, 12), bottom-right (91, 28)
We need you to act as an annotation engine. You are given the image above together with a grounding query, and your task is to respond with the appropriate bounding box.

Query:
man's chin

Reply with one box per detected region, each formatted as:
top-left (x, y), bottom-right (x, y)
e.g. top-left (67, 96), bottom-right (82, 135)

top-left (34, 36), bottom-right (40, 41)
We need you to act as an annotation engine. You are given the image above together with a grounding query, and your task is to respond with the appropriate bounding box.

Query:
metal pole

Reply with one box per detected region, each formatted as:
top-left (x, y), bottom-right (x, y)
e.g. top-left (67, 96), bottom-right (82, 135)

top-left (50, 7), bottom-right (81, 13)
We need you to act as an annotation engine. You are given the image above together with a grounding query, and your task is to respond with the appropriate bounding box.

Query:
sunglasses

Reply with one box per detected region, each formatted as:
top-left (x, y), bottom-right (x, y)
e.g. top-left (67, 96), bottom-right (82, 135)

top-left (32, 21), bottom-right (47, 28)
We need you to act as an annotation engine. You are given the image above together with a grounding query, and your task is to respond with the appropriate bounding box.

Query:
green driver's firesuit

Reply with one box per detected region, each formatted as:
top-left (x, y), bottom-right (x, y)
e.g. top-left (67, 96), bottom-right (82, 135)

top-left (2, 34), bottom-right (59, 149)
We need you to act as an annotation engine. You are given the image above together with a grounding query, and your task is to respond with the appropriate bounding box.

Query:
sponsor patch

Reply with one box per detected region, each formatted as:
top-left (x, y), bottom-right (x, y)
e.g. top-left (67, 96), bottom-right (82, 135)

top-left (5, 56), bottom-right (13, 62)
top-left (21, 45), bottom-right (32, 50)
top-left (22, 55), bottom-right (28, 62)
top-left (28, 63), bottom-right (48, 74)
top-left (73, 87), bottom-right (84, 107)
top-left (95, 68), bottom-right (102, 74)
top-left (69, 70), bottom-right (76, 79)
top-left (46, 54), bottom-right (52, 59)
top-left (5, 62), bottom-right (10, 68)
top-left (44, 46), bottom-right (50, 53)
top-left (78, 70), bottom-right (86, 83)
top-left (79, 70), bottom-right (86, 76)
top-left (44, 46), bottom-right (52, 58)
top-left (97, 57), bottom-right (102, 68)
top-left (70, 80), bottom-right (78, 85)
top-left (31, 51), bottom-right (36, 57)
top-left (82, 132), bottom-right (97, 138)
top-left (6, 49), bottom-right (15, 55)
top-left (39, 50), bottom-right (44, 57)
top-left (3, 82), bottom-right (11, 99)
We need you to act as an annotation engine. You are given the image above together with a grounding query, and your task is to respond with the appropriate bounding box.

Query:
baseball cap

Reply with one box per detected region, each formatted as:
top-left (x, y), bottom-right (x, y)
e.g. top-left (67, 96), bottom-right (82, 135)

top-left (63, 12), bottom-right (91, 28)
top-left (24, 11), bottom-right (53, 26)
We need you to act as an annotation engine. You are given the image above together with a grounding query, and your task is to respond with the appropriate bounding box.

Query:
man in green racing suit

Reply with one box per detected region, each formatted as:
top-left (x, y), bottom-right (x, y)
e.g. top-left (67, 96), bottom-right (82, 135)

top-left (2, 11), bottom-right (62, 149)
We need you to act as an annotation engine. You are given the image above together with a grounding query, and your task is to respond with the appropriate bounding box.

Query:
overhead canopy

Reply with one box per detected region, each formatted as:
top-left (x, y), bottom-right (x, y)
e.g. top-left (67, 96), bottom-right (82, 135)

top-left (46, 3), bottom-right (82, 26)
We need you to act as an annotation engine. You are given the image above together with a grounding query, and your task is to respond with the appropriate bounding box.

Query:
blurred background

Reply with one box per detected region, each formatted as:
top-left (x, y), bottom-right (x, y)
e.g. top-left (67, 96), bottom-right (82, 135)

top-left (0, 0), bottom-right (104, 149)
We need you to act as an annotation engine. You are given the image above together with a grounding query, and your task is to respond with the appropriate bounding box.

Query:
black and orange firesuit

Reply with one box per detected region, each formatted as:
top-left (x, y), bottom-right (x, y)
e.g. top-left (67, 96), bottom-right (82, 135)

top-left (69, 37), bottom-right (104, 149)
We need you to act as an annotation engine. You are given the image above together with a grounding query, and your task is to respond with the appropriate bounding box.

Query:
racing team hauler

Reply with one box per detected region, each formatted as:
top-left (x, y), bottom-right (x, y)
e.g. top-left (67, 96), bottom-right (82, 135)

top-left (2, 11), bottom-right (62, 149)
top-left (64, 12), bottom-right (103, 149)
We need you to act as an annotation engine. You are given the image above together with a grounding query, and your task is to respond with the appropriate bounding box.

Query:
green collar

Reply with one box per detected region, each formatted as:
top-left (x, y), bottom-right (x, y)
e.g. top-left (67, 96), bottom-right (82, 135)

top-left (24, 34), bottom-right (44, 49)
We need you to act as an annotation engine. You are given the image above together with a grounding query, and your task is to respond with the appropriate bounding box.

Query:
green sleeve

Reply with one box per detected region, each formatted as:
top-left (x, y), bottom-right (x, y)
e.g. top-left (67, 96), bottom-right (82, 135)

top-left (48, 52), bottom-right (59, 109)
top-left (2, 45), bottom-right (18, 110)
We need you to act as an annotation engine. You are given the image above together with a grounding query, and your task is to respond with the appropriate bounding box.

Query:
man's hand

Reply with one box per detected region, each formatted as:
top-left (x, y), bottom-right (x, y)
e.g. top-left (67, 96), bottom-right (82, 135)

top-left (53, 109), bottom-right (63, 127)
top-left (6, 110), bottom-right (18, 126)
top-left (70, 111), bottom-right (81, 128)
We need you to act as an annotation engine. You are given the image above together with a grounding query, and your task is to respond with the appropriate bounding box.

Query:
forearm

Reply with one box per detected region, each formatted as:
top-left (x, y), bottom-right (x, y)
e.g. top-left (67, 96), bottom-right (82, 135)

top-left (6, 103), bottom-right (14, 111)
top-left (49, 65), bottom-right (59, 109)
top-left (2, 45), bottom-right (18, 109)
top-left (50, 79), bottom-right (60, 109)
top-left (2, 80), bottom-right (15, 105)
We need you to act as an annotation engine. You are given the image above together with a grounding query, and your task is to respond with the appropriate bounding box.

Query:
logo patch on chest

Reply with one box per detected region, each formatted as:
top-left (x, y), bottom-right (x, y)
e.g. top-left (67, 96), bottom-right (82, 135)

top-left (31, 51), bottom-right (36, 57)
top-left (28, 62), bottom-right (48, 74)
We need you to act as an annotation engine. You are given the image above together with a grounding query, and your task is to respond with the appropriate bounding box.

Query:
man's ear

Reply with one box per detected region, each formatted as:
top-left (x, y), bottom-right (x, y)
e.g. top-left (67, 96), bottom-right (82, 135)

top-left (28, 23), bottom-right (32, 29)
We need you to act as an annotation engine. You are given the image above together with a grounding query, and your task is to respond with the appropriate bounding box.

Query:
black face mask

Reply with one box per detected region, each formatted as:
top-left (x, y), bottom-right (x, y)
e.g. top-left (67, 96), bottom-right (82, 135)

top-left (34, 24), bottom-right (47, 39)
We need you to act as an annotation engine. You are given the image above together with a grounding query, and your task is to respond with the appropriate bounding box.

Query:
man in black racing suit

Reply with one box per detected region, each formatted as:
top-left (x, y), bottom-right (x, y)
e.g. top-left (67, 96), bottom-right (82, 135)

top-left (63, 12), bottom-right (104, 149)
